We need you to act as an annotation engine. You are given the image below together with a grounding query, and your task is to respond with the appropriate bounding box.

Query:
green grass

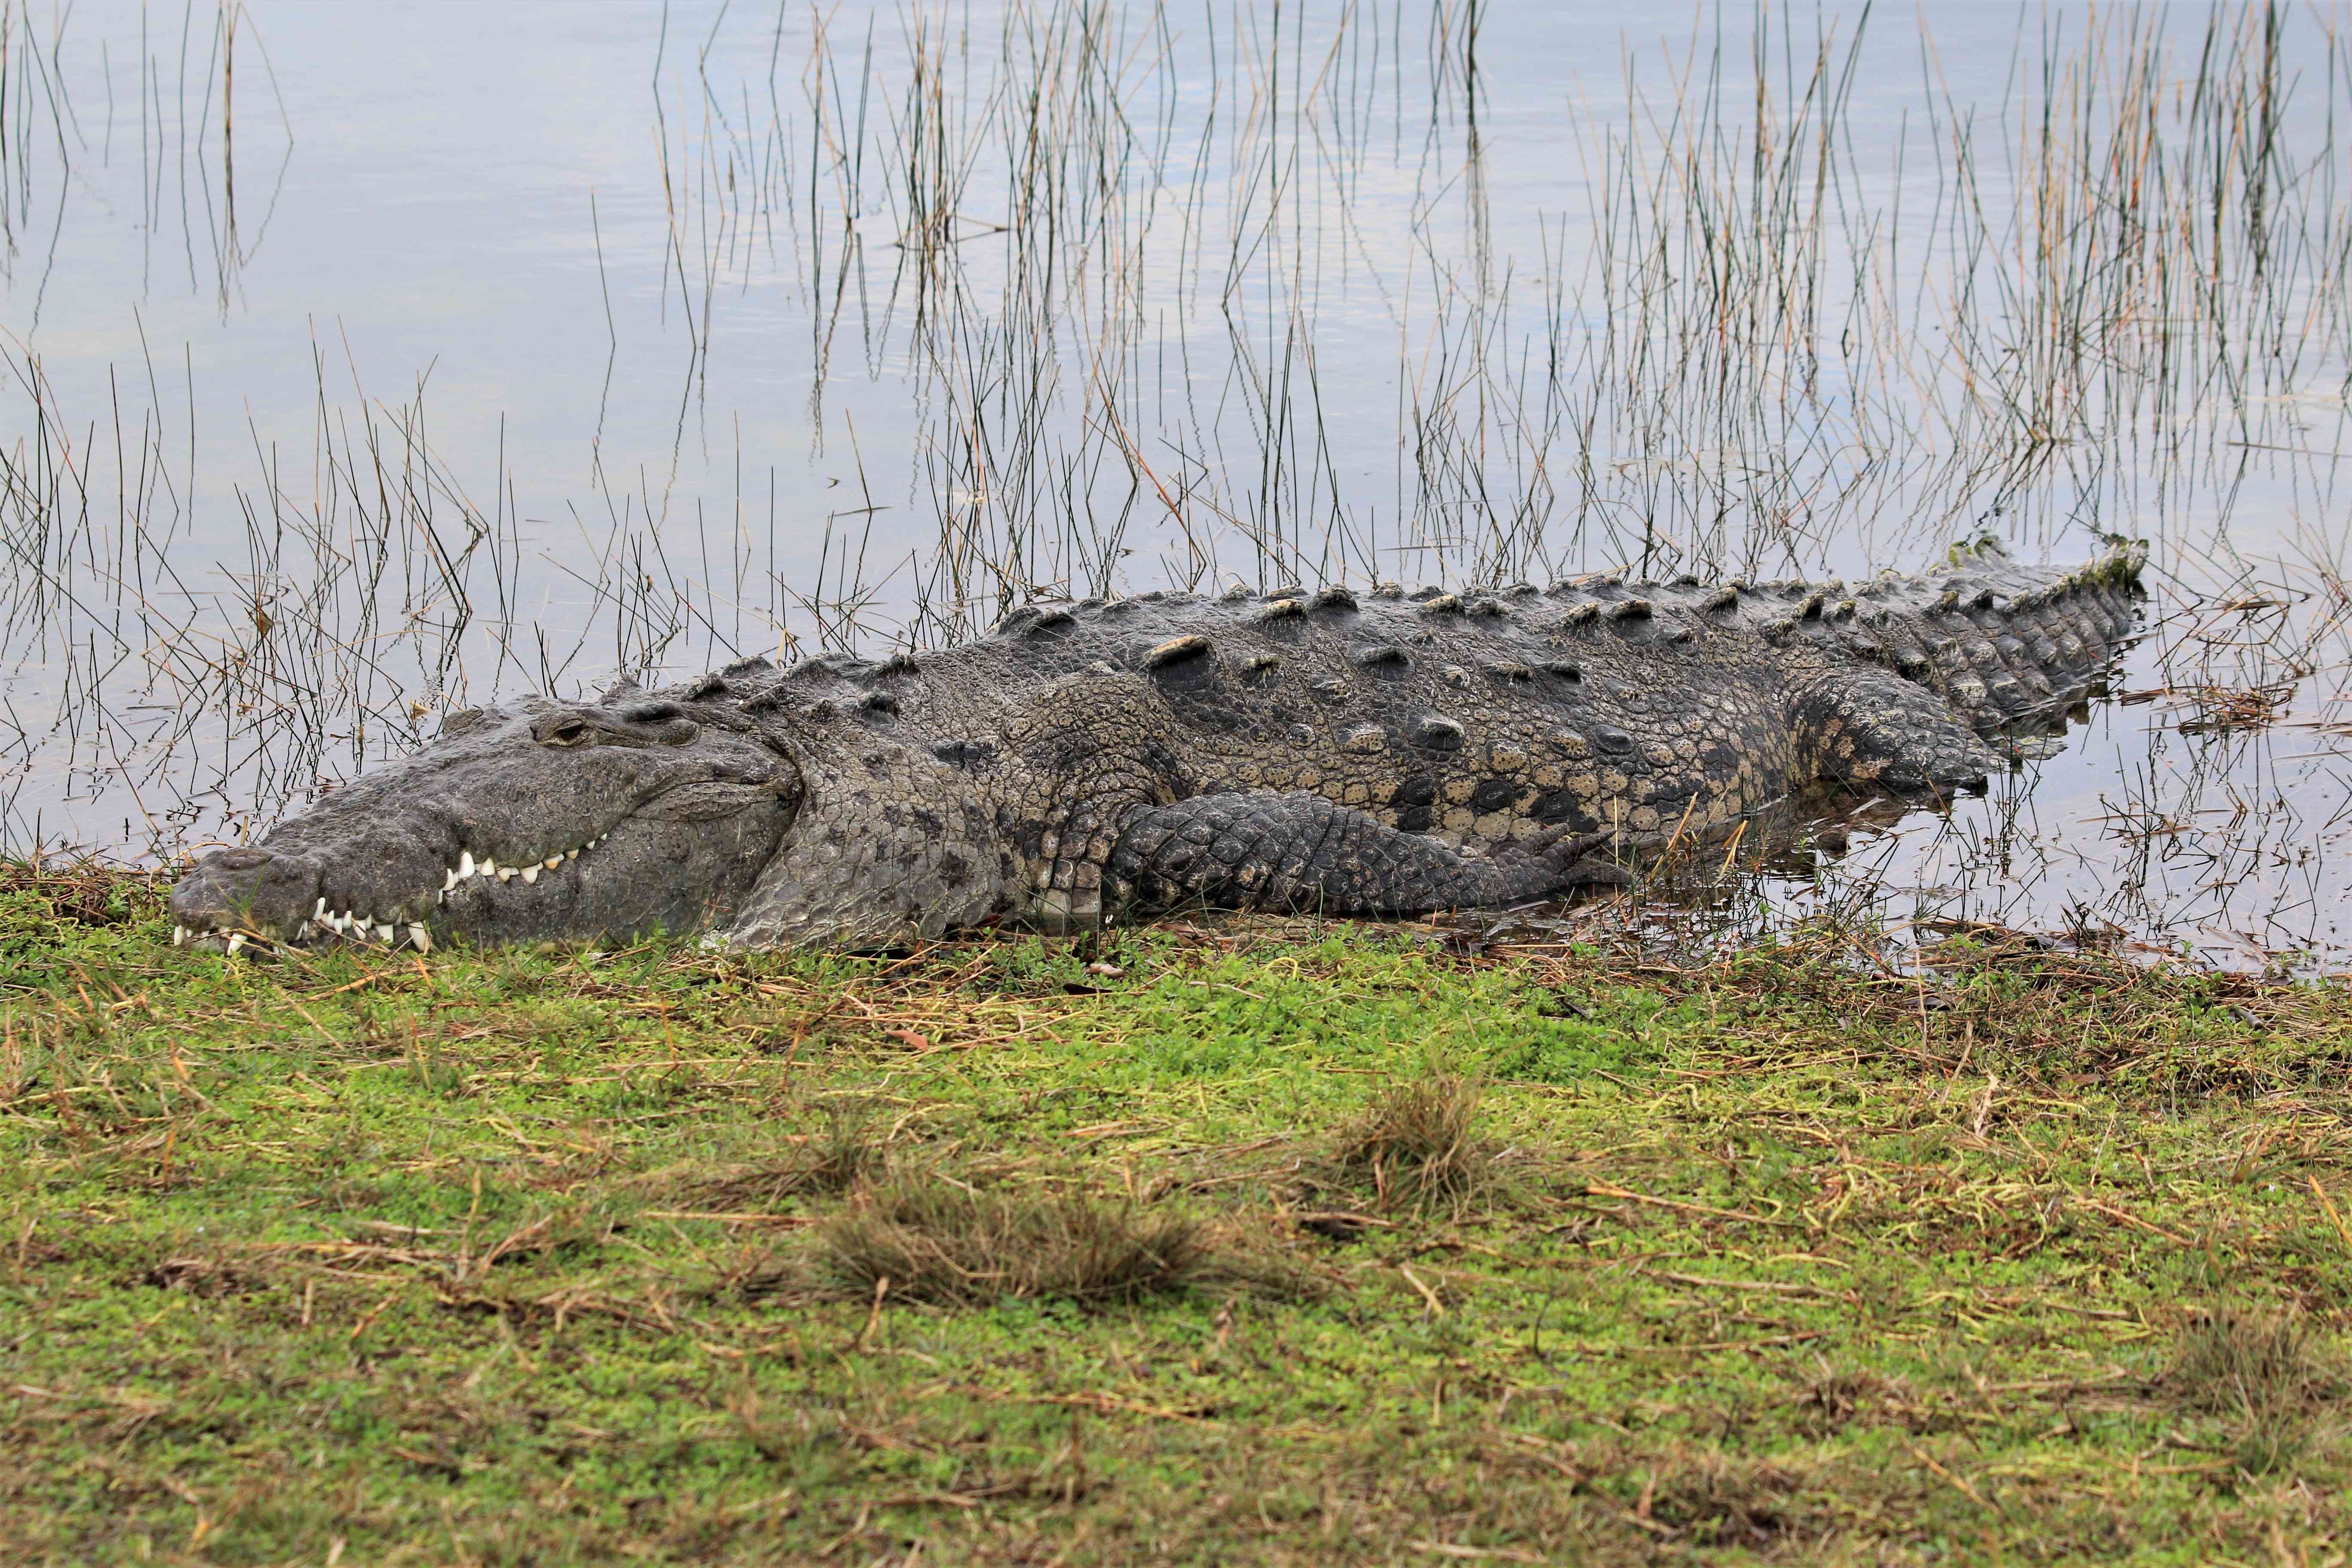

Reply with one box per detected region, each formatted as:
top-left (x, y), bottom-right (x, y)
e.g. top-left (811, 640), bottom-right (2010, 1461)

top-left (5, 863), bottom-right (2352, 1565)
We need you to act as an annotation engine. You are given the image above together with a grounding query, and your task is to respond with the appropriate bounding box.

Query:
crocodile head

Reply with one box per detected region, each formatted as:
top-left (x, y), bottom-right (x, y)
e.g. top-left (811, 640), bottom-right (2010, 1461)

top-left (168, 689), bottom-right (800, 953)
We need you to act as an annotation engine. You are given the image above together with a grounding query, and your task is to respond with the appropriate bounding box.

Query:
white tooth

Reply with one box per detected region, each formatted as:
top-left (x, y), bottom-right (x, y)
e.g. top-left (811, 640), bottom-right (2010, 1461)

top-left (375, 923), bottom-right (394, 943)
top-left (436, 890), bottom-right (447, 905)
top-left (172, 925), bottom-right (187, 945)
top-left (409, 924), bottom-right (431, 952)
top-left (443, 868), bottom-right (459, 891)
top-left (458, 851), bottom-right (476, 879)
top-left (497, 867), bottom-right (517, 882)
top-left (543, 856), bottom-right (563, 870)
top-left (521, 866), bottom-right (539, 885)
top-left (314, 897), bottom-right (328, 918)
top-left (297, 921), bottom-right (313, 940)
top-left (479, 858), bottom-right (498, 876)
top-left (565, 849), bottom-right (577, 860)
top-left (226, 932), bottom-right (246, 955)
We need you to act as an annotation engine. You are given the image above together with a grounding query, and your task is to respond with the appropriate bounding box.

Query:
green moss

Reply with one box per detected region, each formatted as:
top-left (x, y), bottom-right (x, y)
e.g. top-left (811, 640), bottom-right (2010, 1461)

top-left (2, 865), bottom-right (2349, 1564)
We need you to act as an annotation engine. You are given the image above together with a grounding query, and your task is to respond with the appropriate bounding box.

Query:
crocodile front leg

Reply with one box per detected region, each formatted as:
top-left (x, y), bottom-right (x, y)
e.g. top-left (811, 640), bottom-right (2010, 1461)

top-left (716, 722), bottom-right (1015, 952)
top-left (1107, 791), bottom-right (1628, 918)
top-left (991, 669), bottom-right (1192, 931)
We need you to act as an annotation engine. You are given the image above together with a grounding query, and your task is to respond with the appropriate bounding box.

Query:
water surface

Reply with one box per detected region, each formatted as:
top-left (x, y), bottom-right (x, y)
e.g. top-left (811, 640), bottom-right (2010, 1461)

top-left (3, 1), bottom-right (2346, 971)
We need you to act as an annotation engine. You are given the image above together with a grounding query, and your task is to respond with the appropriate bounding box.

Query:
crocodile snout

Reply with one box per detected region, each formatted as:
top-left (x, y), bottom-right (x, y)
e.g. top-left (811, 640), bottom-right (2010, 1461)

top-left (170, 846), bottom-right (325, 949)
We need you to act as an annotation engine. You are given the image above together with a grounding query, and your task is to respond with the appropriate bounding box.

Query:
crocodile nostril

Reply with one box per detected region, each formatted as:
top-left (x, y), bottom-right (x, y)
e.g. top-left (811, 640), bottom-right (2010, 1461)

top-left (620, 702), bottom-right (701, 744)
top-left (622, 701), bottom-right (686, 724)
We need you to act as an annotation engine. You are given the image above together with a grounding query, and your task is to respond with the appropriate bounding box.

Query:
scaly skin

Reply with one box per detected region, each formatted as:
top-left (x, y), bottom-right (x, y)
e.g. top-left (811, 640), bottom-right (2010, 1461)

top-left (168, 539), bottom-right (2145, 953)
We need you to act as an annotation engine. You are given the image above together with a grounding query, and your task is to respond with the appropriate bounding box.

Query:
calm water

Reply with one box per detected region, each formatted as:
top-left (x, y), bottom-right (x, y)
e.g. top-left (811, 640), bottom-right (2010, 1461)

top-left (3, 2), bottom-right (2346, 970)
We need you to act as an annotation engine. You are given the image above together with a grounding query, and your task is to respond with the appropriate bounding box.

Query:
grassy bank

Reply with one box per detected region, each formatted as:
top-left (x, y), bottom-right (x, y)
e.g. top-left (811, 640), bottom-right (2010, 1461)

top-left (3, 863), bottom-right (2350, 1565)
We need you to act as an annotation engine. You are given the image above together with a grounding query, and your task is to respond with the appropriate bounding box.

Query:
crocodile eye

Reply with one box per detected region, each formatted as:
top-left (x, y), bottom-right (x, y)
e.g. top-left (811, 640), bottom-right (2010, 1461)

top-left (541, 719), bottom-right (594, 748)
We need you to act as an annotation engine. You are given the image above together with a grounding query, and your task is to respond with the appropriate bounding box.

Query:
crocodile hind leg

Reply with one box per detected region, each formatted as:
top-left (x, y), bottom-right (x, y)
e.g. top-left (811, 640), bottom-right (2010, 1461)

top-left (1107, 791), bottom-right (1627, 919)
top-left (1789, 664), bottom-right (2012, 795)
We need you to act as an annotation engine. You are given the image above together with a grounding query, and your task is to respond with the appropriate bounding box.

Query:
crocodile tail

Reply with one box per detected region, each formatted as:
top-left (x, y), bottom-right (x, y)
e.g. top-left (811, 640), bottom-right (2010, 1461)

top-left (1827, 539), bottom-right (2146, 732)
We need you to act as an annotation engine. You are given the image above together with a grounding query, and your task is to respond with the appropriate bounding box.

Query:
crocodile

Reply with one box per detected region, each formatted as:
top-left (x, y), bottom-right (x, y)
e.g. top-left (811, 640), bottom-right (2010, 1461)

top-left (168, 539), bottom-right (2144, 954)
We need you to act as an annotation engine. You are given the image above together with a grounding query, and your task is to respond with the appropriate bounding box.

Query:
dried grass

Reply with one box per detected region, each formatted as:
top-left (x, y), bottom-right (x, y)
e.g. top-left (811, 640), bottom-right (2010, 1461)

top-left (0, 856), bottom-right (164, 929)
top-left (1331, 1074), bottom-right (1503, 1216)
top-left (814, 1179), bottom-right (1209, 1308)
top-left (2167, 1308), bottom-right (2330, 1419)
top-left (686, 1104), bottom-right (888, 1211)
top-left (2162, 1306), bottom-right (2342, 1475)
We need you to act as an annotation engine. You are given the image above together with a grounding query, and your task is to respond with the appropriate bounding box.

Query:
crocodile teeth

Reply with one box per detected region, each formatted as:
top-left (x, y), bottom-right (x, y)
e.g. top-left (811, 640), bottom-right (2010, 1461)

top-left (443, 868), bottom-right (459, 891)
top-left (408, 924), bottom-right (431, 952)
top-left (374, 923), bottom-right (395, 943)
top-left (226, 932), bottom-right (247, 955)
top-left (521, 866), bottom-right (539, 885)
top-left (458, 851), bottom-right (476, 880)
top-left (542, 856), bottom-right (563, 870)
top-left (297, 921), bottom-right (314, 940)
top-left (496, 867), bottom-right (517, 882)
top-left (564, 849), bottom-right (576, 861)
top-left (479, 858), bottom-right (499, 877)
top-left (315, 897), bottom-right (329, 919)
